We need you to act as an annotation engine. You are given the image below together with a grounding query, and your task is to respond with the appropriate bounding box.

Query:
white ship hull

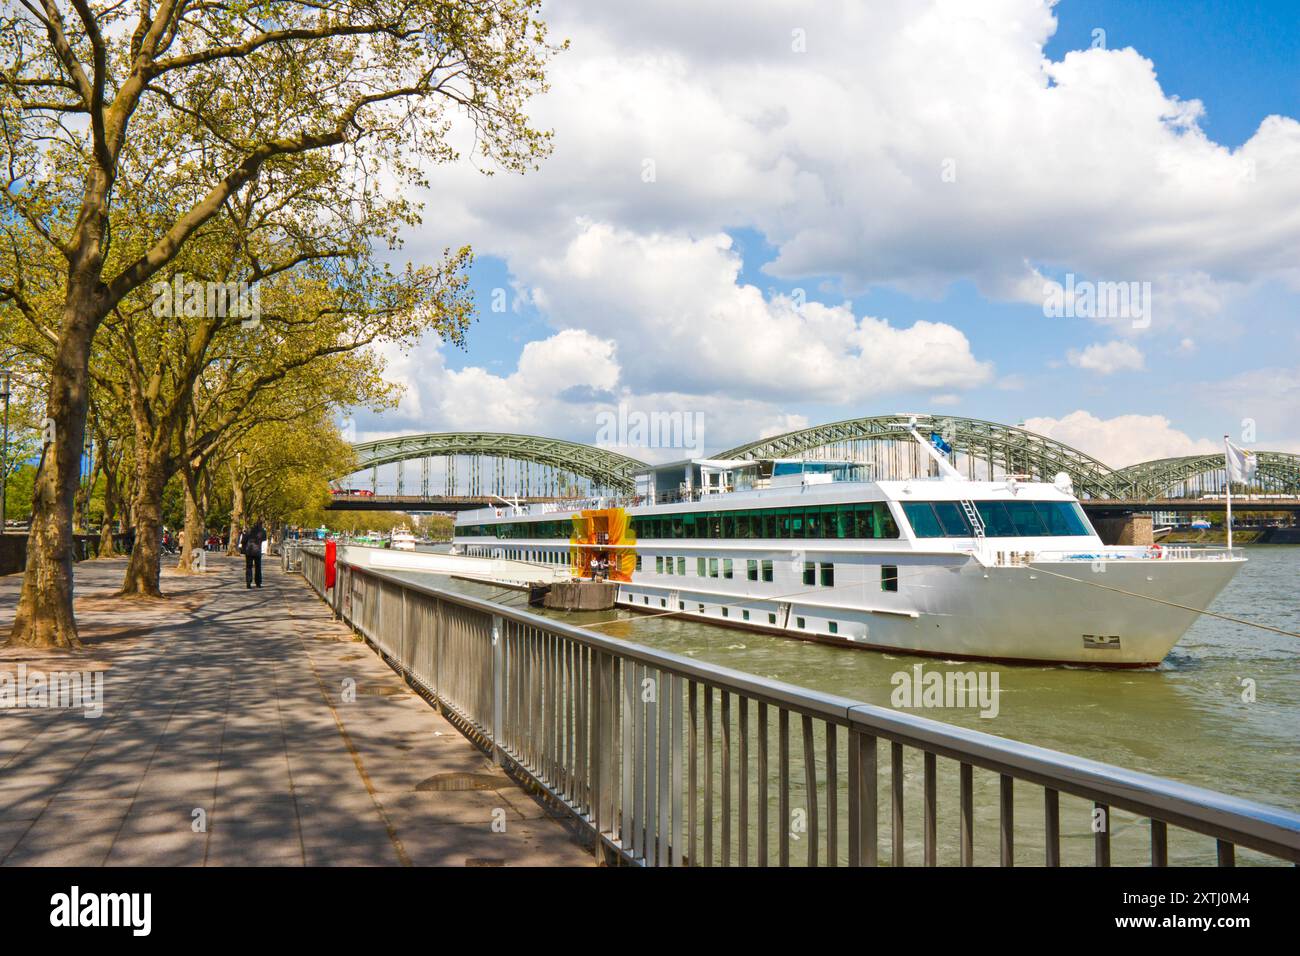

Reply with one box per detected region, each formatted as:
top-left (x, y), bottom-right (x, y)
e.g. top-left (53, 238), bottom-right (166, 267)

top-left (452, 452), bottom-right (1246, 668)
top-left (615, 548), bottom-right (1241, 666)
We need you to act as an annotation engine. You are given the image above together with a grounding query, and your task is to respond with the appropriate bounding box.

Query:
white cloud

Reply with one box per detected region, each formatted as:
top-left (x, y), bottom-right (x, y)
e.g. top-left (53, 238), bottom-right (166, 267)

top-left (351, 0), bottom-right (1300, 461)
top-left (410, 0), bottom-right (1300, 336)
top-left (1194, 365), bottom-right (1300, 453)
top-left (528, 222), bottom-right (993, 401)
top-left (352, 331), bottom-right (833, 461)
top-left (1066, 341), bottom-right (1146, 375)
top-left (1022, 410), bottom-right (1219, 468)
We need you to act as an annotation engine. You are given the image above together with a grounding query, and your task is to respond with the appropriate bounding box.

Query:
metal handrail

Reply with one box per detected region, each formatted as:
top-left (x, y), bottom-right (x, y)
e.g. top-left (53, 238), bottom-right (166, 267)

top-left (297, 545), bottom-right (1300, 867)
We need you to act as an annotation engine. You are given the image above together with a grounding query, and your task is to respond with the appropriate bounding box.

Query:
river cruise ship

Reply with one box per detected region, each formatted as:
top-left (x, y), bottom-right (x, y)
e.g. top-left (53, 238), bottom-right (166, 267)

top-left (452, 429), bottom-right (1244, 666)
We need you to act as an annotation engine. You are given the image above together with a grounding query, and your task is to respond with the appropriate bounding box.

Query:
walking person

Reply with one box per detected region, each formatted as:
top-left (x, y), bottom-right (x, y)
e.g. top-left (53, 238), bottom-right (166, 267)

top-left (238, 519), bottom-right (267, 589)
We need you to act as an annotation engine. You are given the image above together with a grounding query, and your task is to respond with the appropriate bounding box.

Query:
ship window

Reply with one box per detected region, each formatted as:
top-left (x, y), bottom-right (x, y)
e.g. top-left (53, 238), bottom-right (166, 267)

top-left (882, 565), bottom-right (899, 592)
top-left (661, 598), bottom-right (666, 608)
top-left (656, 556), bottom-right (663, 573)
top-left (742, 609), bottom-right (750, 621)
top-left (1006, 501), bottom-right (1049, 535)
top-left (828, 621), bottom-right (838, 635)
top-left (902, 502), bottom-right (945, 538)
top-left (802, 561), bottom-right (815, 586)
top-left (796, 616), bottom-right (806, 629)
top-left (1036, 501), bottom-right (1093, 536)
top-left (761, 560), bottom-right (773, 582)
top-left (723, 558), bottom-right (733, 579)
top-left (820, 563), bottom-right (834, 587)
top-left (665, 557), bottom-right (673, 575)
top-left (697, 557), bottom-right (706, 576)
top-left (972, 501), bottom-right (1012, 536)
top-left (722, 607), bottom-right (729, 617)
top-left (679, 601), bottom-right (685, 610)
top-left (677, 557), bottom-right (686, 575)
top-left (644, 596), bottom-right (649, 605)
top-left (747, 559), bottom-right (758, 581)
top-left (708, 558), bottom-right (719, 578)
top-left (768, 612), bottom-right (777, 624)
top-left (698, 603), bottom-right (705, 613)
top-left (804, 508), bottom-right (822, 538)
top-left (932, 501), bottom-right (973, 536)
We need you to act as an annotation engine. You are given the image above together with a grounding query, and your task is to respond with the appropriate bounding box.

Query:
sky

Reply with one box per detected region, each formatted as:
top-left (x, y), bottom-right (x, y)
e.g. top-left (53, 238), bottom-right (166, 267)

top-left (348, 0), bottom-right (1300, 473)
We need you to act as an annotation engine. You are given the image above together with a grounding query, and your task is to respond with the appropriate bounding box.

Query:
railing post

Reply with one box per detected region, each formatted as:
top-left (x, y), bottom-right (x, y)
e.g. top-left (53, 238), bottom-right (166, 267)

top-left (491, 614), bottom-right (504, 766)
top-left (592, 649), bottom-right (615, 862)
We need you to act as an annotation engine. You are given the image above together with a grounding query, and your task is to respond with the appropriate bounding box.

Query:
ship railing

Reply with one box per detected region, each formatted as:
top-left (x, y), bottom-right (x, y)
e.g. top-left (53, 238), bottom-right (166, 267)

top-left (298, 545), bottom-right (1299, 867)
top-left (984, 546), bottom-right (1245, 567)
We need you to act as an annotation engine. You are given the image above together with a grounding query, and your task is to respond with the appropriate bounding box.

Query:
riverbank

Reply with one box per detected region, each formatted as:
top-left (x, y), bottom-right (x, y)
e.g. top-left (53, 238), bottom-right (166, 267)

top-left (1158, 528), bottom-right (1300, 544)
top-left (1159, 528), bottom-right (1260, 544)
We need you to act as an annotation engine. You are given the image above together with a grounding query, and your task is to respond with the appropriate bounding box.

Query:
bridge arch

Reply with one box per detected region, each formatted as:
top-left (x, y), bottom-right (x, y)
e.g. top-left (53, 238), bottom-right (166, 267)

top-left (717, 413), bottom-right (1127, 498)
top-left (1113, 452), bottom-right (1300, 500)
top-left (341, 432), bottom-right (647, 497)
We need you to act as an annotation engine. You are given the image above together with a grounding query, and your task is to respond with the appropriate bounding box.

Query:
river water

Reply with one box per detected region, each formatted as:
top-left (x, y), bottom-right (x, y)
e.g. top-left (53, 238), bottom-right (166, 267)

top-left (410, 544), bottom-right (1299, 863)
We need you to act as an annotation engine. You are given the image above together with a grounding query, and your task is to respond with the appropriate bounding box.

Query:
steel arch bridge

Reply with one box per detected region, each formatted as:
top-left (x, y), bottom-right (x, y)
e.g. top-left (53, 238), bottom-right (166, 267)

top-left (1112, 452), bottom-right (1300, 500)
top-left (341, 431), bottom-right (648, 498)
top-left (717, 413), bottom-right (1128, 498)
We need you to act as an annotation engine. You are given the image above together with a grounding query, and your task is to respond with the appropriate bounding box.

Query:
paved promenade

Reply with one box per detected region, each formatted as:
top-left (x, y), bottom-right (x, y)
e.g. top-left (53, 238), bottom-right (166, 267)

top-left (0, 555), bottom-right (592, 866)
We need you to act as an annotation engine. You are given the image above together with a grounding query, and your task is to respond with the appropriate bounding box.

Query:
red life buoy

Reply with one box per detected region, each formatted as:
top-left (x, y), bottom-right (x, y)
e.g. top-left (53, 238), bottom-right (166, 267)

top-left (1147, 543), bottom-right (1163, 559)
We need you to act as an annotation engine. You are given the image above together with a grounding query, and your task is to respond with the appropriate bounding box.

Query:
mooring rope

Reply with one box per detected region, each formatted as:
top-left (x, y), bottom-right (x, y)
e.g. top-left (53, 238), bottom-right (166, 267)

top-left (1029, 565), bottom-right (1300, 640)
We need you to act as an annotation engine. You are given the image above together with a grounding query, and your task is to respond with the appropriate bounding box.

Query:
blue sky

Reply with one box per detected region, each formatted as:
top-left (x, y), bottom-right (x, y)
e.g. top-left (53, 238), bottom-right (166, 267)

top-left (358, 0), bottom-right (1300, 471)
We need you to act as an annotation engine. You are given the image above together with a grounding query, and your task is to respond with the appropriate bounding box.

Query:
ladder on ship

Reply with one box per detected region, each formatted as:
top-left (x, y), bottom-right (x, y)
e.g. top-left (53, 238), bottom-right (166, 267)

top-left (960, 499), bottom-right (985, 540)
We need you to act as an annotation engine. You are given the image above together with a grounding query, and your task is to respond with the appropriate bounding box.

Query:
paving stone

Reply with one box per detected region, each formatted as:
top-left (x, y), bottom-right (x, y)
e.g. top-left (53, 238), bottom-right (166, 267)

top-left (0, 557), bottom-right (591, 866)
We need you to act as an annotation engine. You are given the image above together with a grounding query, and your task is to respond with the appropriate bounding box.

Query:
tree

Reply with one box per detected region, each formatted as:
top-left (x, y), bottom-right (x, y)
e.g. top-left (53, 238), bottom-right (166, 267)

top-left (226, 411), bottom-right (359, 529)
top-left (0, 363), bottom-right (45, 523)
top-left (2, 1), bottom-right (559, 646)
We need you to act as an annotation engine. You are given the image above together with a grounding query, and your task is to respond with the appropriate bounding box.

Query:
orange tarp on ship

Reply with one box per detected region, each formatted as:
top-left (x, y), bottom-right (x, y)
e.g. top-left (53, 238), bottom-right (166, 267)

top-left (569, 508), bottom-right (637, 582)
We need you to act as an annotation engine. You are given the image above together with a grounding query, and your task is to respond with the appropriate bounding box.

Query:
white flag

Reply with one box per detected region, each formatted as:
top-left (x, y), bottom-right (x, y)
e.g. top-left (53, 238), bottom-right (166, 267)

top-left (1225, 439), bottom-right (1257, 484)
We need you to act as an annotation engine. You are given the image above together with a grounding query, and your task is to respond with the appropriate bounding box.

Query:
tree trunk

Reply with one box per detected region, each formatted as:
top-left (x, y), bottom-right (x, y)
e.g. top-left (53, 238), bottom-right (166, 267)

top-left (8, 289), bottom-right (100, 648)
top-left (97, 466), bottom-right (118, 558)
top-left (178, 464), bottom-right (205, 574)
top-left (73, 464), bottom-right (93, 535)
top-left (120, 448), bottom-right (168, 597)
top-left (227, 472), bottom-right (245, 556)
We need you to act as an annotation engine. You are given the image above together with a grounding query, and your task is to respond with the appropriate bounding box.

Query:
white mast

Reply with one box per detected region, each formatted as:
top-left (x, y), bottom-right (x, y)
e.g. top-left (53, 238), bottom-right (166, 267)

top-left (899, 417), bottom-right (965, 481)
top-left (1223, 434), bottom-right (1233, 550)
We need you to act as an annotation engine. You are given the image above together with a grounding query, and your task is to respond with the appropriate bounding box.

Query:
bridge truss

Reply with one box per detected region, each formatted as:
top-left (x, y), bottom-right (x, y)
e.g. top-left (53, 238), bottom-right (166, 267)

top-left (339, 421), bottom-right (1298, 507)
top-left (718, 413), bottom-right (1128, 498)
top-left (341, 432), bottom-right (647, 498)
top-left (1112, 452), bottom-right (1300, 500)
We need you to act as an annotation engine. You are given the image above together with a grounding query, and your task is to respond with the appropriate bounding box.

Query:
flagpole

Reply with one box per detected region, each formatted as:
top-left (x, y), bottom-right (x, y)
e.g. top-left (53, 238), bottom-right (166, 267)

top-left (1224, 434), bottom-right (1233, 551)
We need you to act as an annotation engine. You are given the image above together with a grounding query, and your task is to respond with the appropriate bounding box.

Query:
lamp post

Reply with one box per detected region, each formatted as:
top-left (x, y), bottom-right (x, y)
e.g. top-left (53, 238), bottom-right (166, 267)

top-left (0, 369), bottom-right (10, 534)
